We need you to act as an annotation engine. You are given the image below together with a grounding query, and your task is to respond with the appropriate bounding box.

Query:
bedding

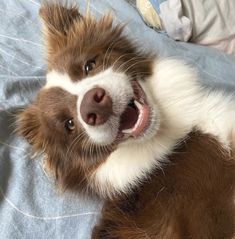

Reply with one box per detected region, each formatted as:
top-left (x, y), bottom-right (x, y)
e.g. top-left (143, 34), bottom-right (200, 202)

top-left (138, 0), bottom-right (235, 55)
top-left (0, 0), bottom-right (235, 238)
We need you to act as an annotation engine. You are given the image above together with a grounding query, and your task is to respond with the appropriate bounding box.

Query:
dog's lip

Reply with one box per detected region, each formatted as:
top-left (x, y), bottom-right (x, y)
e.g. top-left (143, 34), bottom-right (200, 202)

top-left (117, 80), bottom-right (151, 140)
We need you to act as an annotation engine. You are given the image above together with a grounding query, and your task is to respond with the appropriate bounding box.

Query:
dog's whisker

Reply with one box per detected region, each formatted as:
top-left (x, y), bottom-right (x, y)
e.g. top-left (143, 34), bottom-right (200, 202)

top-left (110, 53), bottom-right (139, 72)
top-left (113, 55), bottom-right (146, 73)
top-left (0, 140), bottom-right (31, 155)
top-left (118, 59), bottom-right (153, 75)
top-left (65, 131), bottom-right (86, 161)
top-left (102, 38), bottom-right (122, 71)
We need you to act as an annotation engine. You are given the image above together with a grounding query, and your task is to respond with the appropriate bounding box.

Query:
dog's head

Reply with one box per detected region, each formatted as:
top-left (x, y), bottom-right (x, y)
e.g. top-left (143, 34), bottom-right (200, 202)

top-left (17, 2), bottom-right (160, 198)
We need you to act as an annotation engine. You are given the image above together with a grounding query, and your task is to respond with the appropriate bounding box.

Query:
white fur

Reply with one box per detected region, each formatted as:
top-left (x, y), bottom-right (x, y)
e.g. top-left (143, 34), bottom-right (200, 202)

top-left (45, 71), bottom-right (78, 94)
top-left (92, 59), bottom-right (235, 197)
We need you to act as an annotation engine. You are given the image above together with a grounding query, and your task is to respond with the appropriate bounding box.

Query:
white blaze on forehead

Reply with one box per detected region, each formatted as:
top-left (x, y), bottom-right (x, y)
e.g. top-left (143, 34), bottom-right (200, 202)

top-left (44, 68), bottom-right (134, 145)
top-left (45, 70), bottom-right (78, 95)
top-left (45, 68), bottom-right (133, 101)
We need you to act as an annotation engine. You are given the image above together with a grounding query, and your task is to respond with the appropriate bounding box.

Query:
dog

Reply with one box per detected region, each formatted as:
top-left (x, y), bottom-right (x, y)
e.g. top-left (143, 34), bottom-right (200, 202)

top-left (17, 2), bottom-right (235, 238)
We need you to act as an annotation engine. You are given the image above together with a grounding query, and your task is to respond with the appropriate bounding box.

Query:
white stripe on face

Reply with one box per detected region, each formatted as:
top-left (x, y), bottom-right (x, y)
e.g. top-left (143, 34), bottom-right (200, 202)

top-left (45, 68), bottom-right (134, 145)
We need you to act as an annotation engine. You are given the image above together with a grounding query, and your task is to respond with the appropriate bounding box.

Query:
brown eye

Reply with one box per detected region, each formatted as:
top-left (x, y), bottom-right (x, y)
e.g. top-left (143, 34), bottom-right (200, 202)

top-left (84, 59), bottom-right (96, 75)
top-left (65, 119), bottom-right (75, 131)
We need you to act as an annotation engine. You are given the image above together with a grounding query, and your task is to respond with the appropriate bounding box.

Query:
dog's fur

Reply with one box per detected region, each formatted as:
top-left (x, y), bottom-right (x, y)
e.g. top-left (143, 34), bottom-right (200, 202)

top-left (17, 2), bottom-right (235, 238)
top-left (92, 131), bottom-right (235, 239)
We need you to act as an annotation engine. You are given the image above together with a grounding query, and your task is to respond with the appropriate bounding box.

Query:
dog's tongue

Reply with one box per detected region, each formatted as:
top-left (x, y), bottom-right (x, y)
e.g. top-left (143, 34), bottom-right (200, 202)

top-left (119, 106), bottom-right (139, 131)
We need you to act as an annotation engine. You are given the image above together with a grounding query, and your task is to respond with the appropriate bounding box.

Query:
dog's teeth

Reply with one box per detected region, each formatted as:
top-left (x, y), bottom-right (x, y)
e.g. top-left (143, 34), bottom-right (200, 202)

top-left (134, 100), bottom-right (143, 110)
top-left (122, 128), bottom-right (133, 134)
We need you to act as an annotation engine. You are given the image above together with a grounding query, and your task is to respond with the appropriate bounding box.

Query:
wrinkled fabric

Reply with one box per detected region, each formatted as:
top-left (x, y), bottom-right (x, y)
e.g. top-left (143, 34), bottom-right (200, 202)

top-left (138, 0), bottom-right (235, 55)
top-left (159, 0), bottom-right (192, 41)
top-left (182, 0), bottom-right (235, 55)
top-left (141, 0), bottom-right (192, 41)
top-left (1, 0), bottom-right (235, 238)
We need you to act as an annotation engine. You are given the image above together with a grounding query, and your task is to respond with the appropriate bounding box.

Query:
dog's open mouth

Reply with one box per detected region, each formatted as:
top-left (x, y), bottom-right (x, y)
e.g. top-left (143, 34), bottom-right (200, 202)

top-left (119, 81), bottom-right (151, 138)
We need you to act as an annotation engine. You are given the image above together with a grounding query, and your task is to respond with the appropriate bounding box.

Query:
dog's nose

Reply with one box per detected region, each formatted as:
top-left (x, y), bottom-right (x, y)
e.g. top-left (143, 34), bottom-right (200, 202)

top-left (80, 88), bottom-right (112, 126)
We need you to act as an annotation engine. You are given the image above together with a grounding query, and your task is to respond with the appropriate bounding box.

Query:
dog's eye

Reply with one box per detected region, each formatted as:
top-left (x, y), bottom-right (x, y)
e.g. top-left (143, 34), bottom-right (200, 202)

top-left (84, 60), bottom-right (96, 75)
top-left (65, 119), bottom-right (75, 131)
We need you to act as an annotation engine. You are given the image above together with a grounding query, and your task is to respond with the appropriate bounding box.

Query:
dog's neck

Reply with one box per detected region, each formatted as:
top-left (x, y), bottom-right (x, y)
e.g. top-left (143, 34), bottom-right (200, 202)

top-left (91, 121), bottom-right (190, 198)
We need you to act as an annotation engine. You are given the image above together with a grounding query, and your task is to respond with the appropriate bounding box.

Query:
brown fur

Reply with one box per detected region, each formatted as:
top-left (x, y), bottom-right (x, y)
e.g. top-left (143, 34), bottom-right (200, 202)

top-left (93, 132), bottom-right (235, 239)
top-left (17, 87), bottom-right (112, 194)
top-left (40, 1), bottom-right (153, 80)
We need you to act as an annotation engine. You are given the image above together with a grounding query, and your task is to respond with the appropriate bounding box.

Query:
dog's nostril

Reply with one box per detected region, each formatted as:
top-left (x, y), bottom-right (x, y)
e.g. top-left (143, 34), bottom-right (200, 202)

top-left (87, 113), bottom-right (96, 126)
top-left (94, 88), bottom-right (105, 103)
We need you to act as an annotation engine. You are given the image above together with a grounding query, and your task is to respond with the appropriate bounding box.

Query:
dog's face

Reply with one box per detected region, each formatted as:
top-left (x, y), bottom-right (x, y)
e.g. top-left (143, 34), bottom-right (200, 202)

top-left (17, 3), bottom-right (159, 196)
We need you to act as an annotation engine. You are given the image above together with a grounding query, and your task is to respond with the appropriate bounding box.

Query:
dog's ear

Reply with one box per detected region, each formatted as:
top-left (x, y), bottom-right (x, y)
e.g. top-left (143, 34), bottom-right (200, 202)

top-left (39, 1), bottom-right (82, 56)
top-left (17, 105), bottom-right (42, 149)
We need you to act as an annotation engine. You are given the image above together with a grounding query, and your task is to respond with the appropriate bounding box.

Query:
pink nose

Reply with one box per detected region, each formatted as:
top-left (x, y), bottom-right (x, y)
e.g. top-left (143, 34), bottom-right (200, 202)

top-left (80, 88), bottom-right (112, 126)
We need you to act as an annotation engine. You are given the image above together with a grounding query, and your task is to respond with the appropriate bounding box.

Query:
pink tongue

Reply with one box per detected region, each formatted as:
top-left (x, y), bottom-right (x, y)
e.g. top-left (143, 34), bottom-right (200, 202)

top-left (119, 106), bottom-right (139, 131)
top-left (132, 106), bottom-right (149, 137)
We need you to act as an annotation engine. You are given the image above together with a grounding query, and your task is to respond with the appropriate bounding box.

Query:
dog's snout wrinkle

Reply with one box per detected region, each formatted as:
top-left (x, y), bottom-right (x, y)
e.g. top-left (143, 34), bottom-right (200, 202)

top-left (80, 87), bottom-right (113, 126)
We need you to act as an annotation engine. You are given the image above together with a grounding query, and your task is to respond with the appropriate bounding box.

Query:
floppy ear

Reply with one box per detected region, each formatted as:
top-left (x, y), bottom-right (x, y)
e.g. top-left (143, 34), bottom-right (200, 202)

top-left (17, 105), bottom-right (42, 149)
top-left (39, 1), bottom-right (82, 57)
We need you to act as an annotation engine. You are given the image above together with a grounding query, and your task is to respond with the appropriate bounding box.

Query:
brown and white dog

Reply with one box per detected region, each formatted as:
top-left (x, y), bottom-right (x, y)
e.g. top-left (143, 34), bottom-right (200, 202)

top-left (17, 2), bottom-right (235, 238)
